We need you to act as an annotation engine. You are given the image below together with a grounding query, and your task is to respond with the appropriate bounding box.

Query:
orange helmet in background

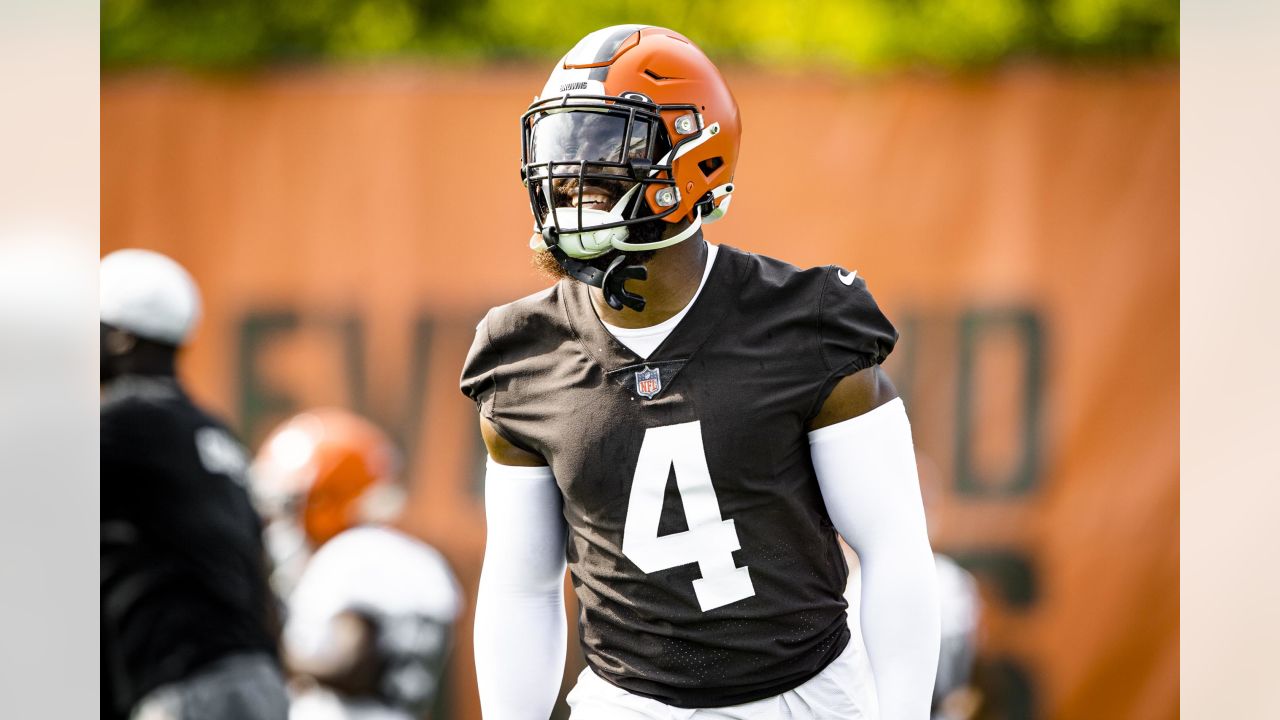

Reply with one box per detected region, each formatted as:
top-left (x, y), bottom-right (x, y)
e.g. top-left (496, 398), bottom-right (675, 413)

top-left (251, 409), bottom-right (404, 552)
top-left (522, 25), bottom-right (741, 310)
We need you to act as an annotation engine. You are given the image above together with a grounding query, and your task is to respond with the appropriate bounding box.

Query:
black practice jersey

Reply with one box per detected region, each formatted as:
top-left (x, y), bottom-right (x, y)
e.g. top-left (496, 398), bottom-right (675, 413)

top-left (461, 245), bottom-right (897, 707)
top-left (101, 375), bottom-right (277, 707)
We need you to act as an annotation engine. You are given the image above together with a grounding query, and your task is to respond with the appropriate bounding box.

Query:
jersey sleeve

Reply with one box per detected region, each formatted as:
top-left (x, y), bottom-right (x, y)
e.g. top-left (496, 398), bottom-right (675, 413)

top-left (459, 307), bottom-right (545, 456)
top-left (459, 310), bottom-right (500, 419)
top-left (806, 267), bottom-right (898, 420)
top-left (817, 267), bottom-right (897, 375)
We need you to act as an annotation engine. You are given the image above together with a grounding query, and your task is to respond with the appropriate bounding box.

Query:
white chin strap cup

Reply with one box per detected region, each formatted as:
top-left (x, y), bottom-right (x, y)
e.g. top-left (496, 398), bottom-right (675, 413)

top-left (532, 181), bottom-right (644, 259)
top-left (533, 203), bottom-right (703, 258)
top-left (541, 206), bottom-right (631, 258)
top-left (531, 184), bottom-right (731, 258)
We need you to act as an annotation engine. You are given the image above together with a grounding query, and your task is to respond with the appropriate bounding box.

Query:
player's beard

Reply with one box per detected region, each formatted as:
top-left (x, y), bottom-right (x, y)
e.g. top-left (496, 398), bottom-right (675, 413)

top-left (531, 220), bottom-right (662, 282)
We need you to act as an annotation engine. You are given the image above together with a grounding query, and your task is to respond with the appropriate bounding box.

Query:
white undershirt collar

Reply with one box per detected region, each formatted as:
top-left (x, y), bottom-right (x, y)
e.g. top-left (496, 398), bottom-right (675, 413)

top-left (599, 243), bottom-right (719, 360)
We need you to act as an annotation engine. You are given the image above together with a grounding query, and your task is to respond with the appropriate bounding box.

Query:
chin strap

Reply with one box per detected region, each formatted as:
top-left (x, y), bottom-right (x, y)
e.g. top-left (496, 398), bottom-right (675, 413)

top-left (536, 182), bottom-right (643, 259)
top-left (611, 206), bottom-right (702, 253)
top-left (538, 186), bottom-right (728, 313)
top-left (601, 255), bottom-right (648, 312)
top-left (546, 243), bottom-right (649, 312)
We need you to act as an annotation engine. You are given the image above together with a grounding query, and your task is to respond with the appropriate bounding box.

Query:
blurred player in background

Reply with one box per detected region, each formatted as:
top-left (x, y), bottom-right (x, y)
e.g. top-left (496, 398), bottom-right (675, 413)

top-left (100, 249), bottom-right (287, 720)
top-left (463, 25), bottom-right (940, 719)
top-left (842, 549), bottom-right (982, 720)
top-left (928, 555), bottom-right (980, 720)
top-left (251, 409), bottom-right (461, 720)
top-left (842, 453), bottom-right (983, 720)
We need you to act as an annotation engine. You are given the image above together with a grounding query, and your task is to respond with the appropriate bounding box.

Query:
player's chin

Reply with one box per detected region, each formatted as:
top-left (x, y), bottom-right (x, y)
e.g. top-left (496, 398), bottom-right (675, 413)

top-left (531, 247), bottom-right (572, 281)
top-left (530, 219), bottom-right (667, 282)
top-left (531, 246), bottom-right (660, 282)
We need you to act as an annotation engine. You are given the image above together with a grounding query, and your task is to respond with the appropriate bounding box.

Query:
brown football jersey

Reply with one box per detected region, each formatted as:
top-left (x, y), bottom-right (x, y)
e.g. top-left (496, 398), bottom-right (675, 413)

top-left (460, 243), bottom-right (897, 707)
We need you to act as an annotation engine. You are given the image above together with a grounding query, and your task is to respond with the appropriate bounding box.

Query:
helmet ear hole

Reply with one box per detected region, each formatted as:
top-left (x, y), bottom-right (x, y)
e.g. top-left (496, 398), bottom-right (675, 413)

top-left (698, 156), bottom-right (724, 178)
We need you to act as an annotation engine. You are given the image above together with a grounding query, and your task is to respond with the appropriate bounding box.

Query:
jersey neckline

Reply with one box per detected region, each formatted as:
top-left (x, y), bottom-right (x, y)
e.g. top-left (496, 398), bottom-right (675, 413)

top-left (560, 243), bottom-right (746, 372)
top-left (597, 243), bottom-right (721, 358)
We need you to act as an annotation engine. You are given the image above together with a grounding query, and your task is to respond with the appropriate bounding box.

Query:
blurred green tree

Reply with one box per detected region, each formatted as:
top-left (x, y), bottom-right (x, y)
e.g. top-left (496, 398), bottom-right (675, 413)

top-left (102, 0), bottom-right (1178, 70)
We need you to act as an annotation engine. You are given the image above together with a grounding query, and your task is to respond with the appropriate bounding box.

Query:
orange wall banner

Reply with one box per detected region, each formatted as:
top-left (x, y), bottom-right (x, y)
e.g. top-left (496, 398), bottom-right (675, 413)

top-left (102, 64), bottom-right (1178, 720)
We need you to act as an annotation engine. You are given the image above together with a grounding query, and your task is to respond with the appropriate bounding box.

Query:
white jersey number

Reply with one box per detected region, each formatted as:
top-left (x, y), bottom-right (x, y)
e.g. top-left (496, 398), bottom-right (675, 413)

top-left (622, 421), bottom-right (755, 611)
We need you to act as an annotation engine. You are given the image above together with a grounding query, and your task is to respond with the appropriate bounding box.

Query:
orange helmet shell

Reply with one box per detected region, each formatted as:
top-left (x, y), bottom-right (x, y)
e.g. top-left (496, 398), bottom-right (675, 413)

top-left (595, 28), bottom-right (740, 223)
top-left (252, 408), bottom-right (400, 549)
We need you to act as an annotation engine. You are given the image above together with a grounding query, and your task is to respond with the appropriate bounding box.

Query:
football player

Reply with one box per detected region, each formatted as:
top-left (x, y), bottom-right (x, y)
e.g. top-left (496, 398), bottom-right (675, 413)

top-left (928, 554), bottom-right (981, 720)
top-left (461, 25), bottom-right (941, 719)
top-left (100, 249), bottom-right (287, 720)
top-left (251, 409), bottom-right (462, 720)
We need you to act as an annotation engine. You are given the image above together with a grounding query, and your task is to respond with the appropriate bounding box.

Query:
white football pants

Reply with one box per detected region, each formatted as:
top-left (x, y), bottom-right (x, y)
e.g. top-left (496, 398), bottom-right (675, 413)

top-left (566, 642), bottom-right (877, 720)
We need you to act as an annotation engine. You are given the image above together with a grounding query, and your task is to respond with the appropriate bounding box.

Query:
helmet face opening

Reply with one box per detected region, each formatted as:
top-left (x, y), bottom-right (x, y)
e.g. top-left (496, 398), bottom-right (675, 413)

top-left (522, 94), bottom-right (685, 240)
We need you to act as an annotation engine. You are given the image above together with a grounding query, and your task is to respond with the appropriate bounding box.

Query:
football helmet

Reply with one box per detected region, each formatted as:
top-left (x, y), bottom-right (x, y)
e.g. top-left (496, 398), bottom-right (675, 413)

top-left (100, 249), bottom-right (202, 345)
top-left (250, 409), bottom-right (405, 592)
top-left (521, 25), bottom-right (741, 311)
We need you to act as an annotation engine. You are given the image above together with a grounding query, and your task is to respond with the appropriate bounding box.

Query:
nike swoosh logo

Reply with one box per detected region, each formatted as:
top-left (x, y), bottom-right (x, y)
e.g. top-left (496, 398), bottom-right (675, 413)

top-left (838, 269), bottom-right (858, 286)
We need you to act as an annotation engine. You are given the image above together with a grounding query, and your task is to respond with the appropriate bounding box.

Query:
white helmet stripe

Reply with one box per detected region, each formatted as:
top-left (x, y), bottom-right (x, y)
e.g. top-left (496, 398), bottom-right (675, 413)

top-left (565, 24), bottom-right (647, 69)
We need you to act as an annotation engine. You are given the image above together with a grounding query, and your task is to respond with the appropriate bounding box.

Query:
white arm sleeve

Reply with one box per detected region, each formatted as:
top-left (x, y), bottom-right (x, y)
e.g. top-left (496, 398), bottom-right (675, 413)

top-left (810, 397), bottom-right (941, 720)
top-left (474, 458), bottom-right (568, 720)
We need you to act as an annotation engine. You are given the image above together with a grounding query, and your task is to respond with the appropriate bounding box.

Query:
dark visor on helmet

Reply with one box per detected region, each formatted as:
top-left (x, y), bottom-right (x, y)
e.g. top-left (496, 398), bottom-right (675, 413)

top-left (531, 111), bottom-right (650, 165)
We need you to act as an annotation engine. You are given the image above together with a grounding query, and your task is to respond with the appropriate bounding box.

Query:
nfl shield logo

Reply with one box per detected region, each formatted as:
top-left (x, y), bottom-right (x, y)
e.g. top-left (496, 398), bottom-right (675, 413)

top-left (635, 367), bottom-right (662, 399)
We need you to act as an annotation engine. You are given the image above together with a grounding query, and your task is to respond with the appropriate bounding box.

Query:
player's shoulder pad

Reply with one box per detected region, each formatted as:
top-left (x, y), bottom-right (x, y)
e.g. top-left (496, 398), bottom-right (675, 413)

top-left (481, 283), bottom-right (563, 344)
top-left (815, 263), bottom-right (898, 373)
top-left (728, 248), bottom-right (829, 314)
top-left (102, 379), bottom-right (208, 465)
top-left (459, 283), bottom-right (564, 406)
top-left (100, 376), bottom-right (180, 417)
top-left (100, 378), bottom-right (189, 451)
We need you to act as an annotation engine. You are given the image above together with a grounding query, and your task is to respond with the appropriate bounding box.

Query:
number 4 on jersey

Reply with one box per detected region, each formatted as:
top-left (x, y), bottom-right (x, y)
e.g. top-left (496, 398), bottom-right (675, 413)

top-left (622, 421), bottom-right (755, 612)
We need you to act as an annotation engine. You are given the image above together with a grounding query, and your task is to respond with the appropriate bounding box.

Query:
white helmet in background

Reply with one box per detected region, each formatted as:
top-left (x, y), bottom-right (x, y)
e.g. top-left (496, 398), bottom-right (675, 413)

top-left (99, 249), bottom-right (202, 345)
